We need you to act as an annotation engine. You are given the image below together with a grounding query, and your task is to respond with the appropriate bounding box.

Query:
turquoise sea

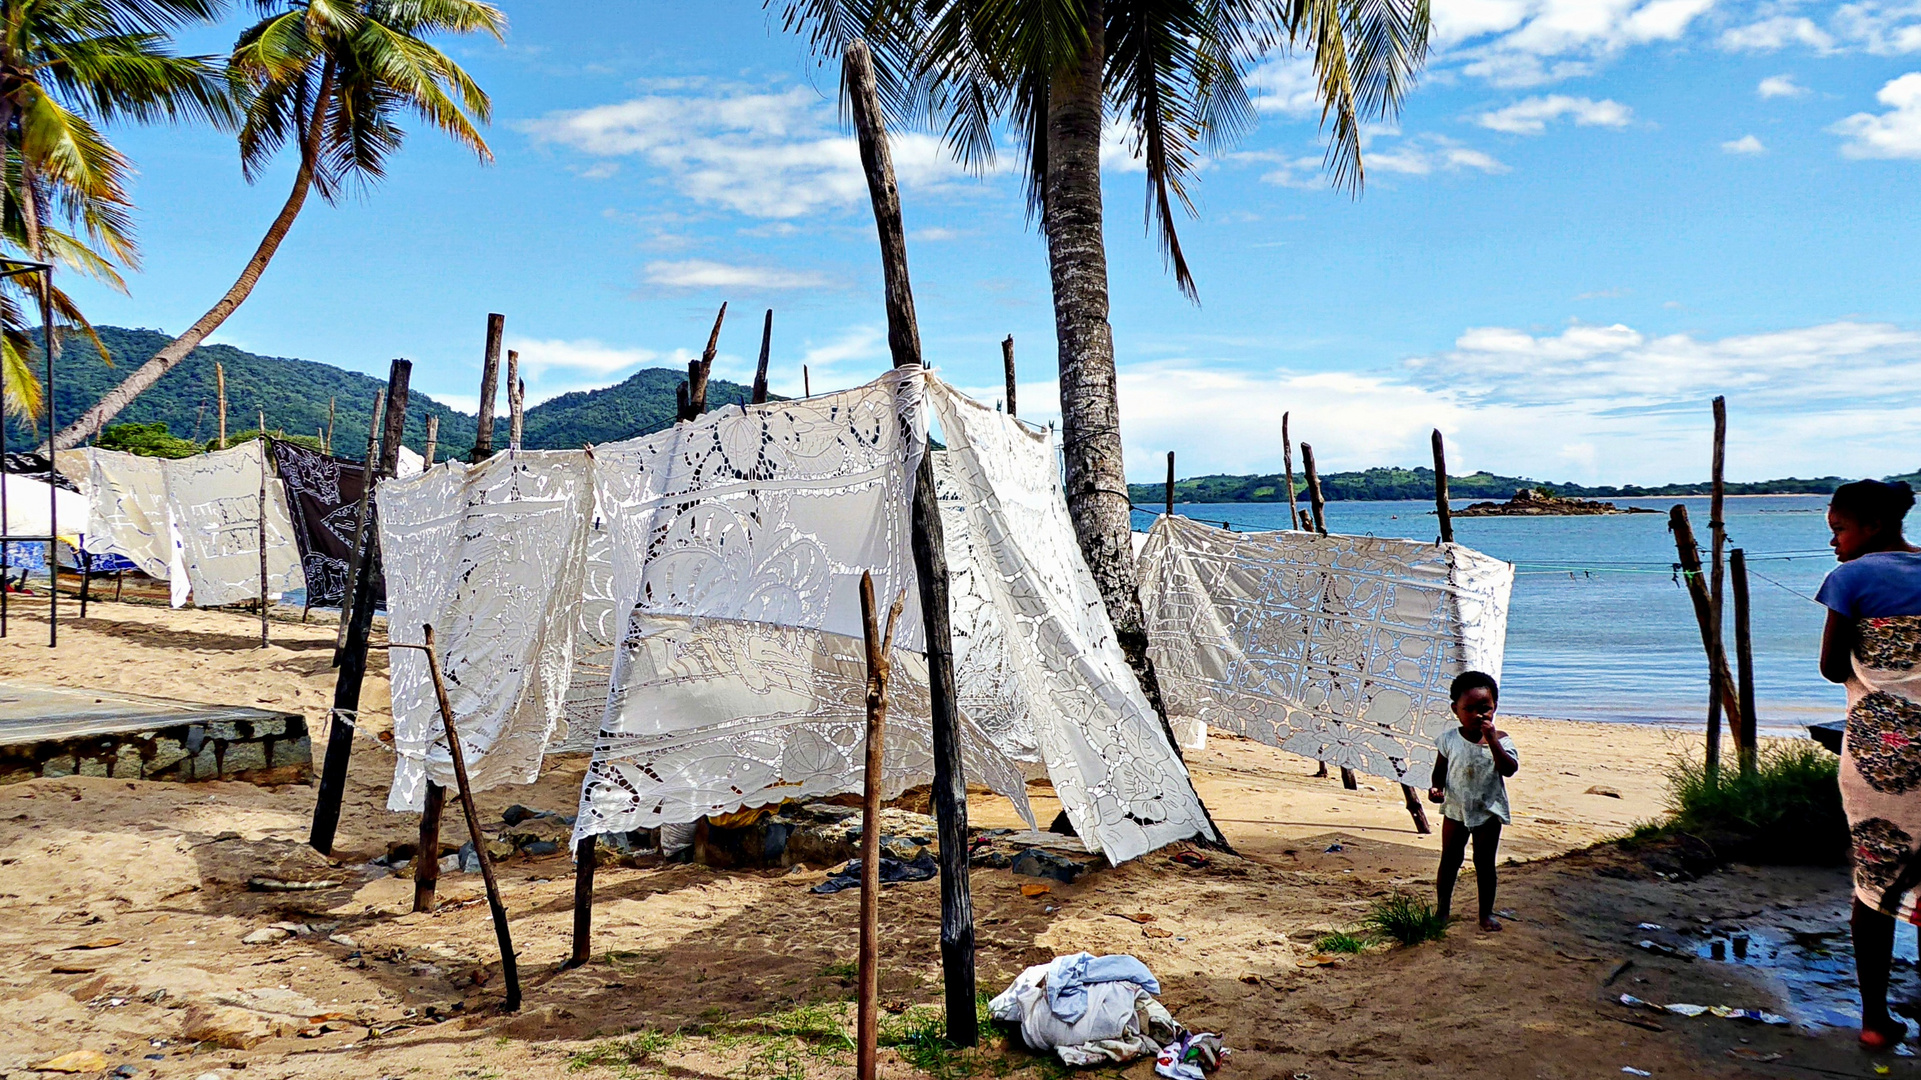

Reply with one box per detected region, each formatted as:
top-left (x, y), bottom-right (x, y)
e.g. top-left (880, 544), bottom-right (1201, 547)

top-left (1132, 495), bottom-right (1842, 733)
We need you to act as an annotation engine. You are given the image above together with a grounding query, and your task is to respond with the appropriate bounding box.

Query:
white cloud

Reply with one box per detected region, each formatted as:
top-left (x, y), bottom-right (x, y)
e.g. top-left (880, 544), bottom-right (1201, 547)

top-left (1366, 136), bottom-right (1511, 175)
top-left (1720, 15), bottom-right (1836, 51)
top-left (642, 259), bottom-right (834, 290)
top-left (1722, 133), bottom-right (1767, 153)
top-left (1833, 72), bottom-right (1921, 157)
top-left (764, 325), bottom-right (887, 398)
top-left (1757, 73), bottom-right (1809, 98)
top-left (910, 227), bottom-right (961, 242)
top-left (1477, 95), bottom-right (1635, 134)
top-left (1246, 57), bottom-right (1322, 117)
top-left (506, 336), bottom-right (664, 379)
top-left (1722, 2), bottom-right (1921, 55)
top-left (521, 83), bottom-right (984, 220)
top-left (1437, 0), bottom-right (1717, 87)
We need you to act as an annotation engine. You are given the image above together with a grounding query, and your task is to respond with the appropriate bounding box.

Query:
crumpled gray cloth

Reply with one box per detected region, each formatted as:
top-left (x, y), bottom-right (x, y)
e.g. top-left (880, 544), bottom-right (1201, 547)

top-left (1046, 952), bottom-right (1162, 1023)
top-left (810, 853), bottom-right (938, 894)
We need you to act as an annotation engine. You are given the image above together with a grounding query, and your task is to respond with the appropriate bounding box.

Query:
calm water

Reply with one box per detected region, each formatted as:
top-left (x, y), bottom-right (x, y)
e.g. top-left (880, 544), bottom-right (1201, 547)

top-left (1132, 496), bottom-right (1842, 732)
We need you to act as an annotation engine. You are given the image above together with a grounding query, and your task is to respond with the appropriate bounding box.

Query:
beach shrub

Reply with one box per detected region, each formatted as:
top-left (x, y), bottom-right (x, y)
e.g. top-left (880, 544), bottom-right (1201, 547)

top-left (1663, 740), bottom-right (1845, 865)
top-left (97, 421), bottom-right (200, 458)
top-left (1312, 929), bottom-right (1372, 953)
top-left (1363, 891), bottom-right (1449, 946)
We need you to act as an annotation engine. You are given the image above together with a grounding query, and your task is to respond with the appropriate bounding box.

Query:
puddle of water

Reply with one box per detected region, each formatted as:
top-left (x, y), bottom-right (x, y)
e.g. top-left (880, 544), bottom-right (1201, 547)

top-left (1684, 895), bottom-right (1921, 1030)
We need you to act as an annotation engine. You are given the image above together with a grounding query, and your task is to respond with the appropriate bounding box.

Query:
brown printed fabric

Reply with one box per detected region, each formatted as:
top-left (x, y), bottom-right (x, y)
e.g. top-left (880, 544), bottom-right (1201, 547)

top-left (1857, 616), bottom-right (1921, 673)
top-left (270, 441), bottom-right (383, 608)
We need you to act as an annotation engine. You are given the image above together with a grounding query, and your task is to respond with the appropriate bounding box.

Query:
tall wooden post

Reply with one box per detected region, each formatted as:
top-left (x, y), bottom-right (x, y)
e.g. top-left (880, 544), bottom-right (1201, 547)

top-left (1165, 452), bottom-right (1175, 518)
top-left (567, 835), bottom-right (596, 968)
top-left (804, 364), bottom-right (810, 399)
top-left (412, 783), bottom-right (444, 912)
top-left (856, 573), bottom-right (900, 1080)
top-left (334, 391), bottom-right (384, 653)
top-left (311, 361), bottom-right (410, 854)
top-left (215, 362), bottom-right (227, 448)
top-left (1282, 413), bottom-right (1300, 531)
top-left (324, 397), bottom-right (336, 454)
top-left (1301, 444), bottom-right (1329, 537)
top-left (752, 309), bottom-right (773, 405)
top-left (845, 37), bottom-right (977, 1045)
top-left (681, 304), bottom-right (727, 421)
top-left (1432, 429), bottom-right (1454, 544)
top-left (473, 313), bottom-right (503, 461)
top-left (257, 411), bottom-right (269, 648)
top-left (506, 349), bottom-right (523, 451)
top-left (1730, 548), bottom-right (1759, 774)
top-left (423, 416), bottom-right (438, 467)
top-left (1668, 505), bottom-right (1743, 776)
top-left (1001, 335), bottom-right (1016, 417)
top-left (1707, 398), bottom-right (1728, 770)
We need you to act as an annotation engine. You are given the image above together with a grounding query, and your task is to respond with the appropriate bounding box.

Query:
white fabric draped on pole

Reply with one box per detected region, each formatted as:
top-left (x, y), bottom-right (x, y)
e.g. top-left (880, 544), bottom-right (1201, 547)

top-left (1137, 515), bottom-right (1514, 786)
top-left (84, 448), bottom-right (173, 579)
top-left (158, 441), bottom-right (304, 607)
top-left (926, 379), bottom-right (1217, 864)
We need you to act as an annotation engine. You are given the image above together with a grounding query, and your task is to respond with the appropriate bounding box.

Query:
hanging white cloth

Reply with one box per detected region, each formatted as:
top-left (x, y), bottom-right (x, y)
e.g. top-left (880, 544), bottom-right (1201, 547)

top-left (572, 369), bottom-right (1033, 839)
top-left (1136, 515), bottom-right (1513, 786)
top-left (380, 451), bottom-right (595, 811)
top-left (159, 441), bottom-right (304, 607)
top-left (926, 379), bottom-right (1217, 863)
top-left (84, 448), bottom-right (172, 578)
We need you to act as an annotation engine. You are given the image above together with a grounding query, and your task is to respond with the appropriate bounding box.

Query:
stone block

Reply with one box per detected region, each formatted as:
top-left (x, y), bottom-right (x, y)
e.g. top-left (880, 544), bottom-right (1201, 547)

top-left (77, 755), bottom-right (109, 777)
top-left (148, 736), bottom-right (189, 773)
top-left (42, 754), bottom-right (75, 778)
top-left (190, 745), bottom-right (219, 780)
top-left (269, 735), bottom-right (311, 770)
top-left (111, 743), bottom-right (144, 779)
top-left (221, 740), bottom-right (268, 775)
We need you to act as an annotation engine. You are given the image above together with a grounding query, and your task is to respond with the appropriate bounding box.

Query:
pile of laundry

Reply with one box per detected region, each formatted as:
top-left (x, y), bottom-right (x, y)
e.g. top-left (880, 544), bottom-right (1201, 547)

top-left (989, 952), bottom-right (1228, 1074)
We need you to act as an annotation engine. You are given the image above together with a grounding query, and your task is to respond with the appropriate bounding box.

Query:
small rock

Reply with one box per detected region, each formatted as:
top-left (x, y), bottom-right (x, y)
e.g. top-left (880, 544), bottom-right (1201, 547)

top-left (182, 1004), bottom-right (278, 1049)
top-left (328, 934), bottom-right (358, 949)
top-left (1586, 786), bottom-right (1622, 799)
top-left (1011, 847), bottom-right (1089, 884)
top-left (501, 804), bottom-right (537, 826)
top-left (438, 853), bottom-right (461, 875)
top-left (113, 1065), bottom-right (141, 1078)
top-left (35, 1050), bottom-right (110, 1073)
top-left (241, 927), bottom-right (290, 945)
top-left (520, 840), bottom-right (560, 857)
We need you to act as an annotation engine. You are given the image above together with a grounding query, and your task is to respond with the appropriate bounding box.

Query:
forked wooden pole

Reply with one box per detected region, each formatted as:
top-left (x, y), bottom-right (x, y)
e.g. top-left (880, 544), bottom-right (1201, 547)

top-left (1301, 444), bottom-right (1329, 537)
top-left (682, 304), bottom-right (728, 420)
top-left (414, 626), bottom-right (521, 1012)
top-left (857, 573), bottom-right (903, 1080)
top-left (1669, 504), bottom-right (1744, 776)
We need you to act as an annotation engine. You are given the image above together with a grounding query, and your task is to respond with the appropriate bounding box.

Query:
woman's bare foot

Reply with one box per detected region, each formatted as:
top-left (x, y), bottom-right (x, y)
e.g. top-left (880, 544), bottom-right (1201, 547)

top-left (1479, 916), bottom-right (1503, 932)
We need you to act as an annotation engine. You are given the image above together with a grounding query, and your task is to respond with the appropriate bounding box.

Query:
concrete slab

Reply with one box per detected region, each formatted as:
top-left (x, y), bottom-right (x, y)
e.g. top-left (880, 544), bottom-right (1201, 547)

top-left (0, 683), bottom-right (310, 786)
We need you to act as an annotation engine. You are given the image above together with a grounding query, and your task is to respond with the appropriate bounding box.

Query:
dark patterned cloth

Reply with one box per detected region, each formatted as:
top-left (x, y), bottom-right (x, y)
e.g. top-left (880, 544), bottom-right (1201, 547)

top-left (1842, 614), bottom-right (1921, 920)
top-left (1847, 690), bottom-right (1921, 794)
top-left (270, 441), bottom-right (382, 608)
top-left (1852, 818), bottom-right (1916, 904)
top-left (1859, 617), bottom-right (1921, 673)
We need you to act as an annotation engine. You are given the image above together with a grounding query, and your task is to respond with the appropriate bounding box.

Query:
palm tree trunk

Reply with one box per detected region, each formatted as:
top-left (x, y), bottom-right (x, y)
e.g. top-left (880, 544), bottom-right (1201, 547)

top-left (1044, 2), bottom-right (1159, 702)
top-left (49, 67), bottom-right (333, 451)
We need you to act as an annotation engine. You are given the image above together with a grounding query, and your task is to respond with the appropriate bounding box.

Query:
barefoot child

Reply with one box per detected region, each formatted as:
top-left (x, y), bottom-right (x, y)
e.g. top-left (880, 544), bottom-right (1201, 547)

top-left (1427, 671), bottom-right (1519, 932)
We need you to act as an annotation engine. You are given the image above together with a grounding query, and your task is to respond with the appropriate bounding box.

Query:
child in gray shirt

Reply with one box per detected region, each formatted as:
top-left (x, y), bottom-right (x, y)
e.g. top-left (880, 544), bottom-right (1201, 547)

top-left (1427, 671), bottom-right (1520, 932)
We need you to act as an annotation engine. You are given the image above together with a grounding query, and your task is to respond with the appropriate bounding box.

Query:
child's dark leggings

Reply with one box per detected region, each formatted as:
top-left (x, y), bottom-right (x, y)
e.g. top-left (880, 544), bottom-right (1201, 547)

top-left (1437, 816), bottom-right (1503, 923)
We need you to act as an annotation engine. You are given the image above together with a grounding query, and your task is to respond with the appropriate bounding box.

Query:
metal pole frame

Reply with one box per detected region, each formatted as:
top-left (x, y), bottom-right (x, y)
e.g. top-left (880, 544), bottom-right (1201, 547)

top-left (0, 259), bottom-right (57, 645)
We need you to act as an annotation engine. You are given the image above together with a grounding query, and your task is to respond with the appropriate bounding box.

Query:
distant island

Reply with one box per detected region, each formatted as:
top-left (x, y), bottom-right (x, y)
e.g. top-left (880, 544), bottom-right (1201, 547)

top-left (1129, 464), bottom-right (1914, 505)
top-left (1456, 488), bottom-right (1659, 517)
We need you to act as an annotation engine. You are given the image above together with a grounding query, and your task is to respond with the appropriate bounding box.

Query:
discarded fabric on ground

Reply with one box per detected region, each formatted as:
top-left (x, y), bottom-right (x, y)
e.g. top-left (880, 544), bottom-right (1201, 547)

top-left (990, 953), bottom-right (1185, 1066)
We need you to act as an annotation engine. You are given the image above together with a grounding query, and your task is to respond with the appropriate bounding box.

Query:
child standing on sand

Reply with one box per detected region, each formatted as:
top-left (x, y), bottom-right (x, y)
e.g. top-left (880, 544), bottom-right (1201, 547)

top-left (1428, 671), bottom-right (1520, 932)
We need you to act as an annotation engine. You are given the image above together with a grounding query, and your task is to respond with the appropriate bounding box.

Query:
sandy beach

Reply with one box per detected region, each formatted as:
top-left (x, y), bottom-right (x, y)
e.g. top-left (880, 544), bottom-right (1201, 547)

top-left (0, 599), bottom-right (1869, 1079)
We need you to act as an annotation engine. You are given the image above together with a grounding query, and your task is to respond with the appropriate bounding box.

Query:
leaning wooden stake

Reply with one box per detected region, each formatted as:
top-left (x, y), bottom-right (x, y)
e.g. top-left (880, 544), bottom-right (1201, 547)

top-left (567, 835), bottom-right (596, 968)
top-left (257, 414), bottom-right (269, 648)
top-left (1282, 413), bottom-right (1300, 531)
top-left (334, 390), bottom-right (385, 654)
top-left (473, 313), bottom-right (504, 461)
top-left (424, 416), bottom-right (438, 467)
top-left (845, 36), bottom-right (982, 1042)
top-left (752, 309), bottom-right (774, 405)
top-left (682, 303), bottom-right (728, 421)
top-left (1730, 548), bottom-right (1759, 775)
top-left (857, 572), bottom-right (904, 1080)
top-left (1301, 443), bottom-right (1329, 537)
top-left (1668, 504), bottom-right (1743, 776)
top-left (1001, 335), bottom-right (1016, 417)
top-left (1165, 452), bottom-right (1175, 518)
top-left (415, 624), bottom-right (521, 1012)
top-left (1432, 429), bottom-right (1454, 544)
top-left (1707, 397), bottom-right (1728, 772)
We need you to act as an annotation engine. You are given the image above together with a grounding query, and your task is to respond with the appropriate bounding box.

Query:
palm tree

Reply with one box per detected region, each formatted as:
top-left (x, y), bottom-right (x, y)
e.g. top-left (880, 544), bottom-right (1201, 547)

top-left (50, 0), bottom-right (504, 449)
top-left (0, 0), bottom-right (231, 428)
top-left (783, 0), bottom-right (1430, 702)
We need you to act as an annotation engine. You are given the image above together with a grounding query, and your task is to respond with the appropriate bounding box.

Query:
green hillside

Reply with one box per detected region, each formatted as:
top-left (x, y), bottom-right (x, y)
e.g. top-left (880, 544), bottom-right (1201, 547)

top-left (3, 326), bottom-right (759, 458)
top-left (1129, 466), bottom-right (1862, 505)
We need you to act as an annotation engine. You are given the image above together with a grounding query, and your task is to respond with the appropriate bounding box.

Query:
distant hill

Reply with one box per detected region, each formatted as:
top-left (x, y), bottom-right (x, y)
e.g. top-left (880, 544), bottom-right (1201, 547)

top-left (1129, 466), bottom-right (1866, 505)
top-left (2, 326), bottom-right (760, 458)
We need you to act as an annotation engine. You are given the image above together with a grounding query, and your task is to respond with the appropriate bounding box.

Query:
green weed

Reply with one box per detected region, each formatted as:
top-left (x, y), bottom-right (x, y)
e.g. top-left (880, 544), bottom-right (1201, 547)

top-left (1663, 741), bottom-right (1846, 864)
top-left (566, 1029), bottom-right (681, 1078)
top-left (1311, 929), bottom-right (1372, 953)
top-left (1363, 891), bottom-right (1448, 946)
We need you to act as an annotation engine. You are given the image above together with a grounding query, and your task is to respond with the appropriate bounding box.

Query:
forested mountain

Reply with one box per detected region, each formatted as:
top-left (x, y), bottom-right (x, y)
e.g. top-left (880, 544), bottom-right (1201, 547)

top-left (2, 326), bottom-right (758, 458)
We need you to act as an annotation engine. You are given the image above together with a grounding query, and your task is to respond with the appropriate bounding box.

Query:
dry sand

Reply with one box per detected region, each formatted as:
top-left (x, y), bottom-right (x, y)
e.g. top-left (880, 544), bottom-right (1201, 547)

top-left (0, 598), bottom-right (1874, 1079)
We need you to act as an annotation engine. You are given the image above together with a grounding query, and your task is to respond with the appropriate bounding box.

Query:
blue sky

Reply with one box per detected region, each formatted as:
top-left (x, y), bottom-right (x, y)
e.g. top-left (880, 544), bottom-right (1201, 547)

top-left (57, 1), bottom-right (1921, 485)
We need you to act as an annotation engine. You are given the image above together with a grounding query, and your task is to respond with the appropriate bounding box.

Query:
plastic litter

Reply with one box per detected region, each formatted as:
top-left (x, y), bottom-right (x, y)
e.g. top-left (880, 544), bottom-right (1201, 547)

top-left (1636, 923), bottom-right (1662, 930)
top-left (1896, 1044), bottom-right (1915, 1058)
top-left (1622, 1068), bottom-right (1651, 1076)
top-left (1619, 995), bottom-right (1787, 1025)
top-left (1664, 1004), bottom-right (1708, 1017)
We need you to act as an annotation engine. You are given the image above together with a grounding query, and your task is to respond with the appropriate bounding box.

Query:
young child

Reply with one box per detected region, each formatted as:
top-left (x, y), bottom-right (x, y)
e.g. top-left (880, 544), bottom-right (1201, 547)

top-left (1427, 671), bottom-right (1520, 932)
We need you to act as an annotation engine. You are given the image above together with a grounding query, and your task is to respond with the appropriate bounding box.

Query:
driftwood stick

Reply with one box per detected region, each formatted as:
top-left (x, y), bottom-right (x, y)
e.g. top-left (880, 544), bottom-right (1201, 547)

top-left (1301, 443), bottom-right (1329, 537)
top-left (415, 626), bottom-right (521, 1012)
top-left (1669, 504), bottom-right (1743, 775)
top-left (474, 313), bottom-right (503, 460)
top-left (567, 835), bottom-right (596, 969)
top-left (1165, 452), bottom-right (1175, 518)
top-left (682, 303), bottom-right (727, 420)
top-left (752, 309), bottom-right (773, 405)
top-left (506, 350), bottom-right (523, 450)
top-left (1282, 412), bottom-right (1300, 531)
top-left (1001, 335), bottom-right (1016, 417)
top-left (1707, 398), bottom-right (1728, 768)
top-left (424, 416), bottom-right (438, 467)
top-left (334, 389), bottom-right (384, 653)
top-left (413, 783), bottom-right (444, 913)
top-left (1432, 429), bottom-right (1454, 544)
top-left (1731, 548), bottom-right (1759, 774)
top-left (1402, 782), bottom-right (1432, 833)
top-left (857, 574), bottom-right (903, 1080)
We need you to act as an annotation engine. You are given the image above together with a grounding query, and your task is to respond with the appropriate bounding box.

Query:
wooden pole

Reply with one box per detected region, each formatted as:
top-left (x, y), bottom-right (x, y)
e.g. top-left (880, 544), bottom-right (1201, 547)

top-left (1707, 397), bottom-right (1728, 770)
top-left (1301, 443), bottom-right (1329, 537)
top-left (1432, 429), bottom-right (1454, 544)
top-left (567, 835), bottom-right (596, 969)
top-left (473, 313), bottom-right (503, 461)
top-left (311, 362), bottom-right (409, 853)
top-left (752, 309), bottom-right (773, 405)
top-left (258, 413), bottom-right (268, 648)
top-left (324, 397), bottom-right (336, 455)
top-left (857, 573), bottom-right (903, 1080)
top-left (681, 303), bottom-right (727, 421)
top-left (1001, 335), bottom-right (1016, 417)
top-left (506, 349), bottom-right (523, 451)
top-left (423, 416), bottom-right (438, 467)
top-left (1668, 504), bottom-right (1743, 776)
top-left (412, 783), bottom-right (444, 912)
top-left (215, 362), bottom-right (226, 448)
top-left (845, 37), bottom-right (979, 1043)
top-left (415, 625), bottom-right (521, 1013)
top-left (333, 390), bottom-right (385, 653)
top-left (803, 364), bottom-right (810, 399)
top-left (1282, 413), bottom-right (1300, 531)
top-left (1731, 548), bottom-right (1759, 774)
top-left (1165, 452), bottom-right (1175, 517)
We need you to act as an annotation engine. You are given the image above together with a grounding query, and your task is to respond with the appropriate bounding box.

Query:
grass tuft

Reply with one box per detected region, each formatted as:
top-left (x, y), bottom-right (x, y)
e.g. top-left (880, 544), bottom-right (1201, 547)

top-left (1363, 890), bottom-right (1448, 946)
top-left (567, 1029), bottom-right (681, 1077)
top-left (1311, 929), bottom-right (1372, 953)
top-left (1664, 740), bottom-right (1846, 864)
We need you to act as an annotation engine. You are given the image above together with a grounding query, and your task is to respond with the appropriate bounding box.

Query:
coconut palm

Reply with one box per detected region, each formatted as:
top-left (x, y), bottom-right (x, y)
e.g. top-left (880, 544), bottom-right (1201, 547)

top-left (0, 0), bottom-right (231, 428)
top-left (784, 0), bottom-right (1428, 699)
top-left (51, 0), bottom-right (504, 449)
